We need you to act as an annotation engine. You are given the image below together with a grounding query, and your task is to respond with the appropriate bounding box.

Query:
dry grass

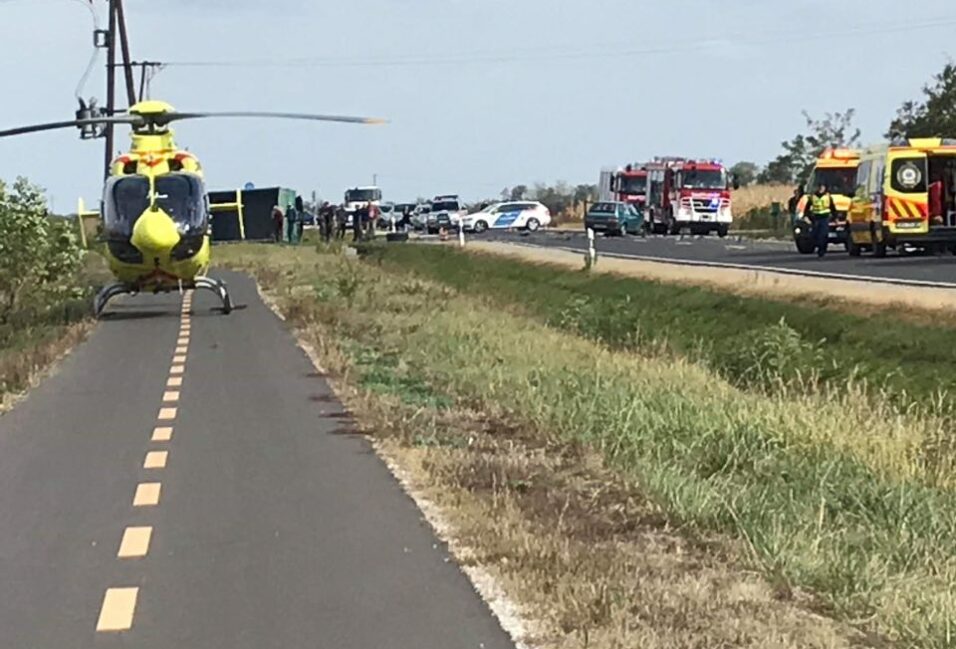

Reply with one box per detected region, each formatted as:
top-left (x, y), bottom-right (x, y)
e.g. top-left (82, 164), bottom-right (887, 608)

top-left (219, 244), bottom-right (898, 648)
top-left (0, 321), bottom-right (93, 412)
top-left (732, 184), bottom-right (793, 215)
top-left (463, 240), bottom-right (956, 324)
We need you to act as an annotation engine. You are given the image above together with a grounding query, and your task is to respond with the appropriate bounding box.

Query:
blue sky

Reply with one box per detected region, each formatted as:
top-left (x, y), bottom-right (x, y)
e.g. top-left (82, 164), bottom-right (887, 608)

top-left (1, 0), bottom-right (955, 210)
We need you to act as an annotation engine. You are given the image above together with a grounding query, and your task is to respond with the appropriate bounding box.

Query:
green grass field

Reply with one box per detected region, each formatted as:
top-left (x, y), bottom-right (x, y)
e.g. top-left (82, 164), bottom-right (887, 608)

top-left (370, 244), bottom-right (956, 413)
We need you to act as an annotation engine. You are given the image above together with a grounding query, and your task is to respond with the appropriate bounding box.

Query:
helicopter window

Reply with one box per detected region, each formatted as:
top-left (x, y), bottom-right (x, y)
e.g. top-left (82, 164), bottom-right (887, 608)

top-left (155, 174), bottom-right (208, 231)
top-left (103, 175), bottom-right (150, 236)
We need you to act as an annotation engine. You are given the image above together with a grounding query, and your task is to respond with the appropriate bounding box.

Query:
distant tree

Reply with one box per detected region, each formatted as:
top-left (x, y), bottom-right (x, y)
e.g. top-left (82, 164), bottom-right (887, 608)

top-left (530, 182), bottom-right (574, 215)
top-left (759, 110), bottom-right (861, 184)
top-left (509, 184), bottom-right (528, 201)
top-left (573, 184), bottom-right (597, 203)
top-left (888, 62), bottom-right (956, 140)
top-left (757, 156), bottom-right (798, 184)
top-left (0, 177), bottom-right (84, 323)
top-left (730, 161), bottom-right (759, 187)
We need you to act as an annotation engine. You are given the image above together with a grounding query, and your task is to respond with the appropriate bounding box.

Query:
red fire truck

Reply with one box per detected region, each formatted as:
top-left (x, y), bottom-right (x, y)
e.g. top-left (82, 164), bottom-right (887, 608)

top-left (598, 164), bottom-right (649, 208)
top-left (644, 158), bottom-right (737, 236)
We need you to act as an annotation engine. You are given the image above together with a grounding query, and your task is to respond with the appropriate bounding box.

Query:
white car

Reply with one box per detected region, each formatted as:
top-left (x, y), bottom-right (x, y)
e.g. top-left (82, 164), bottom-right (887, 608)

top-left (411, 204), bottom-right (431, 230)
top-left (461, 201), bottom-right (551, 233)
top-left (378, 202), bottom-right (402, 229)
top-left (426, 196), bottom-right (466, 234)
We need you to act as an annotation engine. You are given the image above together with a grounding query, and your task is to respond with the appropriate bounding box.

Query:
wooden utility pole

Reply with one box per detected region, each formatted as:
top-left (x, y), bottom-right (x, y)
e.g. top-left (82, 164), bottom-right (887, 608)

top-left (103, 0), bottom-right (138, 178)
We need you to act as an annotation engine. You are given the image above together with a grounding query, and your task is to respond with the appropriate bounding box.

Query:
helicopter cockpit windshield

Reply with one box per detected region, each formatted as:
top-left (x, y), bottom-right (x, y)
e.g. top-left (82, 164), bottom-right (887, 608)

top-left (154, 173), bottom-right (208, 234)
top-left (103, 173), bottom-right (208, 237)
top-left (103, 175), bottom-right (150, 237)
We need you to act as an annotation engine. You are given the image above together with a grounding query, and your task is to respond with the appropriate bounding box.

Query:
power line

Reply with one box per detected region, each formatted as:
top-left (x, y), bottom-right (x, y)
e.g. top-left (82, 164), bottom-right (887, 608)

top-left (72, 0), bottom-right (100, 101)
top-left (160, 16), bottom-right (956, 70)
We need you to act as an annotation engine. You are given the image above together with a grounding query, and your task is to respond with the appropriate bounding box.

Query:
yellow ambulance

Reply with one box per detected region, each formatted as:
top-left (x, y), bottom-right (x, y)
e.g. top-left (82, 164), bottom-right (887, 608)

top-left (847, 138), bottom-right (956, 256)
top-left (793, 148), bottom-right (860, 254)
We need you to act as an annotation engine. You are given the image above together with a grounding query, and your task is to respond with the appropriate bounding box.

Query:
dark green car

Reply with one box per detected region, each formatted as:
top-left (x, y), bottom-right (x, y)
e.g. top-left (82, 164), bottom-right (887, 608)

top-left (585, 201), bottom-right (645, 236)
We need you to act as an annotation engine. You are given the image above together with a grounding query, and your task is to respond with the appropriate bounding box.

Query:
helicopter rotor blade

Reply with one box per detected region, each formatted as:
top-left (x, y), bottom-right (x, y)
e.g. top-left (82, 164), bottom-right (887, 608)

top-left (0, 115), bottom-right (142, 138)
top-left (159, 111), bottom-right (388, 126)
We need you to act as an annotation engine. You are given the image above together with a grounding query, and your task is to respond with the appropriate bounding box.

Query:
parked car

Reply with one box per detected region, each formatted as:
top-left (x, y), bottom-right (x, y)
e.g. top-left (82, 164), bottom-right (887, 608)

top-left (426, 196), bottom-right (465, 234)
top-left (378, 202), bottom-right (400, 229)
top-left (584, 201), bottom-right (644, 236)
top-left (393, 203), bottom-right (417, 228)
top-left (411, 203), bottom-right (431, 230)
top-left (461, 201), bottom-right (551, 233)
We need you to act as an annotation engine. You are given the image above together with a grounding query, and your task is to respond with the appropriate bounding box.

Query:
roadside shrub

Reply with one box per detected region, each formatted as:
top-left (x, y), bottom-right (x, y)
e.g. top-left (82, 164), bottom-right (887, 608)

top-left (551, 295), bottom-right (645, 351)
top-left (716, 318), bottom-right (824, 392)
top-left (0, 177), bottom-right (84, 327)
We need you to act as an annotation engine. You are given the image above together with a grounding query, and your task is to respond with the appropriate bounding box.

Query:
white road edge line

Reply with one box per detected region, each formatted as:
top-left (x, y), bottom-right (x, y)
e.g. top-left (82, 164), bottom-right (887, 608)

top-left (506, 241), bottom-right (956, 290)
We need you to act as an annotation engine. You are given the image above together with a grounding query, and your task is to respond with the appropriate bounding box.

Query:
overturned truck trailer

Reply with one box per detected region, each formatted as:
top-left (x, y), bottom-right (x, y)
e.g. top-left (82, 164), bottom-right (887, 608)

top-left (208, 186), bottom-right (296, 242)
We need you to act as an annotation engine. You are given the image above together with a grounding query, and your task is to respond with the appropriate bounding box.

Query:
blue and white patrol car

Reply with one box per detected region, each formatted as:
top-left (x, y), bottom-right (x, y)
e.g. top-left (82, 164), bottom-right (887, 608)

top-left (461, 201), bottom-right (551, 233)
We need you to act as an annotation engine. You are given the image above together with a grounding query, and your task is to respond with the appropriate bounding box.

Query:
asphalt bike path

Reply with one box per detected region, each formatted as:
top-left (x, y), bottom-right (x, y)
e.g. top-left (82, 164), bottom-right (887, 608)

top-left (0, 271), bottom-right (515, 649)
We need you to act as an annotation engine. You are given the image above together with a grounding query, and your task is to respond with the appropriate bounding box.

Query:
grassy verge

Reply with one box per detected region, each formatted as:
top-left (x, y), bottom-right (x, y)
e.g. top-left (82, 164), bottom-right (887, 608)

top-left (220, 242), bottom-right (956, 647)
top-left (369, 244), bottom-right (956, 417)
top-left (0, 254), bottom-right (108, 405)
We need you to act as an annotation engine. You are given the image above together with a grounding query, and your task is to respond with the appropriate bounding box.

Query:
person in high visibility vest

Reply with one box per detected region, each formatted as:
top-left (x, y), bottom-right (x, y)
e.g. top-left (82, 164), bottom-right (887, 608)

top-left (803, 183), bottom-right (836, 257)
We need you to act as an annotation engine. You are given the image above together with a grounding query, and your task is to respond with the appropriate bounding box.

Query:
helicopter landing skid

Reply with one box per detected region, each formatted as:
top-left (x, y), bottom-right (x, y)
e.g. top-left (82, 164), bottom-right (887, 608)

top-left (191, 276), bottom-right (233, 314)
top-left (93, 277), bottom-right (233, 318)
top-left (93, 282), bottom-right (137, 318)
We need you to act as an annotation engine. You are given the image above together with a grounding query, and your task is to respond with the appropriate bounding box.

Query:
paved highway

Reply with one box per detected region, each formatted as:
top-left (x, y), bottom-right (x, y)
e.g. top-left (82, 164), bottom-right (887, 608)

top-left (0, 271), bottom-right (515, 648)
top-left (483, 230), bottom-right (956, 286)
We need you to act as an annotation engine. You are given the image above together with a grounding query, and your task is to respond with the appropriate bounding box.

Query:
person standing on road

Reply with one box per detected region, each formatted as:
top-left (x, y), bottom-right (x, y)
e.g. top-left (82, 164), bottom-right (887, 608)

top-left (335, 204), bottom-right (348, 240)
top-left (272, 206), bottom-right (284, 243)
top-left (804, 183), bottom-right (836, 258)
top-left (367, 201), bottom-right (379, 241)
top-left (788, 185), bottom-right (804, 218)
top-left (285, 202), bottom-right (299, 244)
top-left (319, 201), bottom-right (335, 242)
top-left (294, 196), bottom-right (306, 243)
top-left (353, 204), bottom-right (367, 242)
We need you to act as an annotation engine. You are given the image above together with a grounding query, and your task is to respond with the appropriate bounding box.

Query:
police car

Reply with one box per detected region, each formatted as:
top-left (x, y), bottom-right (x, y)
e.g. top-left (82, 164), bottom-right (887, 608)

top-left (461, 201), bottom-right (551, 233)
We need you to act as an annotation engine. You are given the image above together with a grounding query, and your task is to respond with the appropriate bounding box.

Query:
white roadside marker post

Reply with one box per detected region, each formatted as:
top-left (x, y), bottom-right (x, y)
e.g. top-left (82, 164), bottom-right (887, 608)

top-left (459, 221), bottom-right (465, 248)
top-left (587, 227), bottom-right (596, 265)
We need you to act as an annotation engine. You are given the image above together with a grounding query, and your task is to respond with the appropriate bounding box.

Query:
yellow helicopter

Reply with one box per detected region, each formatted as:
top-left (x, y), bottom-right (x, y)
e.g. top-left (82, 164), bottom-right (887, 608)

top-left (0, 100), bottom-right (384, 316)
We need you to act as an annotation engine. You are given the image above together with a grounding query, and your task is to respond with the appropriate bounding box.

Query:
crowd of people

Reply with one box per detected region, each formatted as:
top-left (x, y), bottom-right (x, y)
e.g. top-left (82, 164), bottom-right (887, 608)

top-left (269, 199), bottom-right (382, 244)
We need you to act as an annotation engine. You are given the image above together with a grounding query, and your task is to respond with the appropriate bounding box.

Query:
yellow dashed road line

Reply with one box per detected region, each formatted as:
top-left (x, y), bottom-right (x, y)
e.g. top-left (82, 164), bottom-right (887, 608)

top-left (98, 294), bottom-right (192, 633)
top-left (96, 587), bottom-right (138, 632)
top-left (117, 526), bottom-right (153, 558)
top-left (143, 451), bottom-right (168, 469)
top-left (133, 483), bottom-right (161, 507)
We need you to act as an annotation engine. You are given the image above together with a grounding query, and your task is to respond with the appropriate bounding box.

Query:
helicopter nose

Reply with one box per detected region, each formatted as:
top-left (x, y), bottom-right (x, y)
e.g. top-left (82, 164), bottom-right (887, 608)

top-left (130, 208), bottom-right (180, 256)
